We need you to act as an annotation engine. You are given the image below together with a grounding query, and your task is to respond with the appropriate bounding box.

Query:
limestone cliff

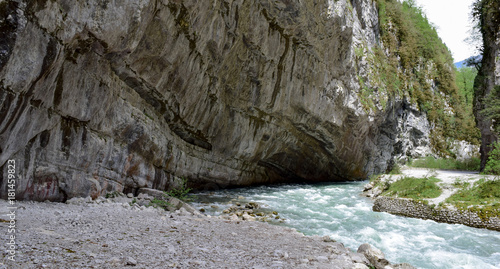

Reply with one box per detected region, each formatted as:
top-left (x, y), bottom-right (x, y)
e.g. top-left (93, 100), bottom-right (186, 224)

top-left (473, 0), bottom-right (500, 169)
top-left (0, 0), bottom-right (437, 201)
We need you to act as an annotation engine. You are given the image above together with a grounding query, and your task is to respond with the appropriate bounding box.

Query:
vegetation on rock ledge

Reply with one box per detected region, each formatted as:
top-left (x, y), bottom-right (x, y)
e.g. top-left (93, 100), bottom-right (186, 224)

top-left (484, 142), bottom-right (500, 175)
top-left (372, 0), bottom-right (480, 156)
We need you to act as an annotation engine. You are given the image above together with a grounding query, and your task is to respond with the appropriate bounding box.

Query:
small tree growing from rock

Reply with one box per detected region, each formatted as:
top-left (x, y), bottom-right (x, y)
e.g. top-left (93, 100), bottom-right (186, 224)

top-left (167, 177), bottom-right (192, 201)
top-left (484, 142), bottom-right (500, 175)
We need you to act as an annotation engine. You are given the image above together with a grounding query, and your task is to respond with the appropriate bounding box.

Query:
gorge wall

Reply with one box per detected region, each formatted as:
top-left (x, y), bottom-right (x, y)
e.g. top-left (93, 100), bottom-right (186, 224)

top-left (0, 0), bottom-right (439, 201)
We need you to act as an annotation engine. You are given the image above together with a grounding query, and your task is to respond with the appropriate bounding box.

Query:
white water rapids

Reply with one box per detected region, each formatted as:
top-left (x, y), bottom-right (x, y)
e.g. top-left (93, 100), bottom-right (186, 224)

top-left (190, 181), bottom-right (500, 269)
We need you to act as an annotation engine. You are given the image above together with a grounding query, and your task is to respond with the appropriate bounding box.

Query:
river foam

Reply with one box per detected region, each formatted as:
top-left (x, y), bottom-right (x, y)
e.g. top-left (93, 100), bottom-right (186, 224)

top-left (190, 181), bottom-right (500, 268)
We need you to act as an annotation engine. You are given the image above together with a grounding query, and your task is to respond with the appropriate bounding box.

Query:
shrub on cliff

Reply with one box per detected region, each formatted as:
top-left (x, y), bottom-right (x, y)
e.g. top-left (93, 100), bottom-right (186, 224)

top-left (166, 177), bottom-right (192, 201)
top-left (484, 142), bottom-right (500, 175)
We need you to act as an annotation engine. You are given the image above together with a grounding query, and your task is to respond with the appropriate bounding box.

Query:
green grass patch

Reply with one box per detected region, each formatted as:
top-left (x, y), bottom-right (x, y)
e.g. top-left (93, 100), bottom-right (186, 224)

top-left (409, 156), bottom-right (480, 171)
top-left (445, 179), bottom-right (500, 220)
top-left (446, 179), bottom-right (500, 209)
top-left (381, 176), bottom-right (442, 199)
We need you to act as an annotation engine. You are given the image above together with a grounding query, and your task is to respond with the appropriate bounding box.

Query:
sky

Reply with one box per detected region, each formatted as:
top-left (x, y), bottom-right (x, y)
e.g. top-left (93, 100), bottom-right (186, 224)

top-left (414, 0), bottom-right (477, 62)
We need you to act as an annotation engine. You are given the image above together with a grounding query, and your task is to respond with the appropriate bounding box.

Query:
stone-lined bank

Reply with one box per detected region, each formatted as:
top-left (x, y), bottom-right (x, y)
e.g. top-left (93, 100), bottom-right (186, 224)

top-left (373, 196), bottom-right (500, 231)
top-left (364, 168), bottom-right (500, 232)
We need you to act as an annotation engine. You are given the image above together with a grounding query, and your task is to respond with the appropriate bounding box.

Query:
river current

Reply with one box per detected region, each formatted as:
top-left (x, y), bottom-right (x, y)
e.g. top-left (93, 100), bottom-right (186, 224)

top-left (190, 181), bottom-right (500, 269)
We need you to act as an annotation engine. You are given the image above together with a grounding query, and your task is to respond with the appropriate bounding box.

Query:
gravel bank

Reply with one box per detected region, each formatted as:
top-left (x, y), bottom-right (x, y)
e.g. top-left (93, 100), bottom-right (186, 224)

top-left (0, 197), bottom-right (413, 269)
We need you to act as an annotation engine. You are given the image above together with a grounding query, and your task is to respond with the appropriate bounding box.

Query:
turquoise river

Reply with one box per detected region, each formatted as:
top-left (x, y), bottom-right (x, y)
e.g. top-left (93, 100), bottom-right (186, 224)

top-left (189, 181), bottom-right (500, 269)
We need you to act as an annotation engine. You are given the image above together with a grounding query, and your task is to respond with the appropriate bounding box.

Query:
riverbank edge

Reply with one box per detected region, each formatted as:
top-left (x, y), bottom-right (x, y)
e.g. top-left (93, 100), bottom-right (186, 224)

top-left (372, 196), bottom-right (500, 231)
top-left (1, 188), bottom-right (417, 269)
top-left (363, 169), bottom-right (500, 232)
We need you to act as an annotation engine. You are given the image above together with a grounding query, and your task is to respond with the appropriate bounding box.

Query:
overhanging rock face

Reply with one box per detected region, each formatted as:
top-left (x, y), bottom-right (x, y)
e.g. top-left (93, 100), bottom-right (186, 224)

top-left (0, 0), bottom-right (420, 201)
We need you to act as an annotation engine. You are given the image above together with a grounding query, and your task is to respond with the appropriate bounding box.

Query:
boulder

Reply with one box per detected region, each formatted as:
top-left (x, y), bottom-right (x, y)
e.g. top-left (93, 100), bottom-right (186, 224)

top-left (357, 243), bottom-right (390, 269)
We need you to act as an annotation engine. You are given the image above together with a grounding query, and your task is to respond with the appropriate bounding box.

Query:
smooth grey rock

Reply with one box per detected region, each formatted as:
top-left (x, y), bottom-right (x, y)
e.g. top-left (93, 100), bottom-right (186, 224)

top-left (353, 263), bottom-right (370, 269)
top-left (322, 235), bottom-right (336, 243)
top-left (137, 193), bottom-right (152, 200)
top-left (137, 199), bottom-right (149, 207)
top-left (357, 243), bottom-right (390, 269)
top-left (66, 197), bottom-right (85, 205)
top-left (137, 187), bottom-right (199, 213)
top-left (449, 140), bottom-right (480, 161)
top-left (393, 263), bottom-right (417, 269)
top-left (137, 188), bottom-right (166, 200)
top-left (125, 257), bottom-right (137, 266)
top-left (349, 252), bottom-right (370, 265)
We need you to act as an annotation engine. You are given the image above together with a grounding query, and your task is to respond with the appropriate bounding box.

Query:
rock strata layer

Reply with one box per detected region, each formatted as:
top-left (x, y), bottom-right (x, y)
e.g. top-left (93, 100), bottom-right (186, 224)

top-left (1, 0), bottom-right (433, 200)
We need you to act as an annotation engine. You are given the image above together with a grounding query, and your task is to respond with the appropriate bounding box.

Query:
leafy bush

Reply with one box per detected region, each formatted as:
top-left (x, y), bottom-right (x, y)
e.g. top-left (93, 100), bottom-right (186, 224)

top-left (484, 142), bottom-right (500, 175)
top-left (389, 163), bottom-right (402, 174)
top-left (166, 177), bottom-right (192, 201)
top-left (148, 197), bottom-right (171, 210)
top-left (456, 67), bottom-right (477, 108)
top-left (457, 158), bottom-right (482, 171)
top-left (105, 191), bottom-right (121, 199)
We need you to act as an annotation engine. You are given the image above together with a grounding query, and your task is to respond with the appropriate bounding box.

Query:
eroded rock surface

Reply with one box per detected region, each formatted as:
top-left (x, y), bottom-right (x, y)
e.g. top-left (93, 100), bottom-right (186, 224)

top-left (0, 0), bottom-right (432, 200)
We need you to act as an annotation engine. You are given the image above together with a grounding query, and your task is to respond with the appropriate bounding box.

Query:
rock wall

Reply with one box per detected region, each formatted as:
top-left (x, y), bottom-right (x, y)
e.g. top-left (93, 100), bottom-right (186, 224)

top-left (0, 0), bottom-right (434, 201)
top-left (392, 101), bottom-right (433, 163)
top-left (474, 0), bottom-right (500, 169)
top-left (373, 197), bottom-right (500, 231)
